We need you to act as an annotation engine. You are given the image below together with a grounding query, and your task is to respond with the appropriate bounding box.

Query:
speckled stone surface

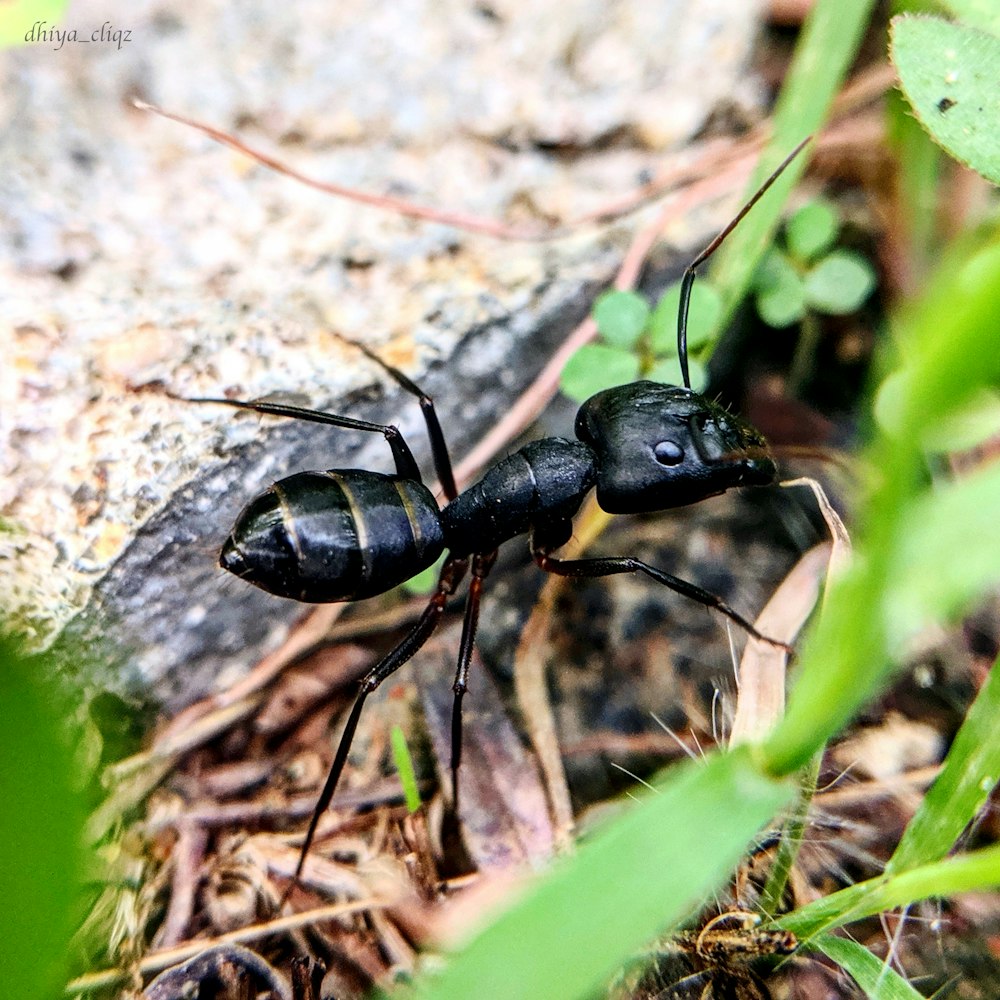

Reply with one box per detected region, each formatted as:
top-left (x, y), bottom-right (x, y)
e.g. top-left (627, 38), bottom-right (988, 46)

top-left (1, 0), bottom-right (766, 706)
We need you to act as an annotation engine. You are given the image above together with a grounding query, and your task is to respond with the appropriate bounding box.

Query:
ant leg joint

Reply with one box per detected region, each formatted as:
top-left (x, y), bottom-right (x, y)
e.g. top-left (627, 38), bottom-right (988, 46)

top-left (359, 675), bottom-right (381, 696)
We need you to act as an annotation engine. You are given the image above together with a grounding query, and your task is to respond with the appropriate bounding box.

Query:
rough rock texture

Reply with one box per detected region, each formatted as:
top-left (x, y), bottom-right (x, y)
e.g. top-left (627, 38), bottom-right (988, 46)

top-left (1, 0), bottom-right (766, 707)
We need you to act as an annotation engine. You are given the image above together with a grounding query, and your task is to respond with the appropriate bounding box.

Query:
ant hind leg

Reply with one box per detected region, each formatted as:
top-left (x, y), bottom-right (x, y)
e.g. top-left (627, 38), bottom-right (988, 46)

top-left (285, 555), bottom-right (469, 898)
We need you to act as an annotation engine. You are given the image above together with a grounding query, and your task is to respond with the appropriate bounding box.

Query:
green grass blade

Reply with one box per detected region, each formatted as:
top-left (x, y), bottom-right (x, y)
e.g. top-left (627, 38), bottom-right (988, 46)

top-left (0, 0), bottom-right (70, 47)
top-left (887, 464), bottom-right (1000, 642)
top-left (763, 234), bottom-right (1000, 776)
top-left (390, 725), bottom-right (422, 813)
top-left (814, 934), bottom-right (924, 999)
top-left (709, 0), bottom-right (878, 337)
top-left (885, 87), bottom-right (943, 286)
top-left (888, 651), bottom-right (1000, 872)
top-left (782, 842), bottom-right (1000, 939)
top-left (406, 748), bottom-right (794, 1000)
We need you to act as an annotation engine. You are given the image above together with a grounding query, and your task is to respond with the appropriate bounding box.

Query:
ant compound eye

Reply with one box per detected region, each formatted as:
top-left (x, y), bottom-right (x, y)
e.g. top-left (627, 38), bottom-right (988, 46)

top-left (653, 440), bottom-right (684, 466)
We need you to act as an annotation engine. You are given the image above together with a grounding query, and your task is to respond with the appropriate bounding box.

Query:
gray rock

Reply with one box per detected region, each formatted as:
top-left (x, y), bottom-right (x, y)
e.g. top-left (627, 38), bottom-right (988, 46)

top-left (1, 0), bottom-right (766, 707)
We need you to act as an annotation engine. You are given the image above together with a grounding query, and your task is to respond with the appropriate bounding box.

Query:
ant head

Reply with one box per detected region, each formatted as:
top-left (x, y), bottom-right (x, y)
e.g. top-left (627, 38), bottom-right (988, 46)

top-left (575, 381), bottom-right (776, 514)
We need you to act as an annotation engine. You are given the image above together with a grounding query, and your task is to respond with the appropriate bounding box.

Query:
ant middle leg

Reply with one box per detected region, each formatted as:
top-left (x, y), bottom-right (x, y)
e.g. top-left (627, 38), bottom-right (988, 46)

top-left (530, 535), bottom-right (792, 653)
top-left (448, 549), bottom-right (498, 813)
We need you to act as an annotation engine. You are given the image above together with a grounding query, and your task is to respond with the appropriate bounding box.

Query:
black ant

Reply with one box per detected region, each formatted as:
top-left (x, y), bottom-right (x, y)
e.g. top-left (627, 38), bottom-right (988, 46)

top-left (191, 140), bottom-right (808, 890)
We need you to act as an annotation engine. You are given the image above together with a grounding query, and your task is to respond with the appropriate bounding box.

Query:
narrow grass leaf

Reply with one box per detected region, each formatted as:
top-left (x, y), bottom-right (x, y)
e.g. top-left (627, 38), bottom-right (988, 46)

top-left (710, 0), bottom-right (878, 336)
top-left (0, 0), bottom-right (70, 46)
top-left (814, 934), bottom-right (924, 999)
top-left (0, 637), bottom-right (84, 1000)
top-left (918, 388), bottom-right (1000, 452)
top-left (764, 236), bottom-right (1000, 776)
top-left (782, 842), bottom-right (1000, 938)
top-left (407, 748), bottom-right (793, 1000)
top-left (390, 725), bottom-right (422, 813)
top-left (885, 88), bottom-right (942, 286)
top-left (886, 462), bottom-right (1000, 643)
top-left (888, 651), bottom-right (1000, 872)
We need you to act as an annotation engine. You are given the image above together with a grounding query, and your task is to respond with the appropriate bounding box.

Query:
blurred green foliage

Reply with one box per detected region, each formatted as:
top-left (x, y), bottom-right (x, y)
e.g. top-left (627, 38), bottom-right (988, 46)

top-left (0, 633), bottom-right (85, 999)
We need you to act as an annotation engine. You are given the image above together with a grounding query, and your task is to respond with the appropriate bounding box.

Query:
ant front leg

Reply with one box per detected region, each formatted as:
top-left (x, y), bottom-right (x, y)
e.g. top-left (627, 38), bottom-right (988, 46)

top-left (288, 555), bottom-right (469, 893)
top-left (530, 531), bottom-right (792, 653)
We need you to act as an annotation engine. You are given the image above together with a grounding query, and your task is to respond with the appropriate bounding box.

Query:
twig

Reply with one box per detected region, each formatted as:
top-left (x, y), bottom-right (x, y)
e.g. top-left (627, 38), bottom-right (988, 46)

top-left (154, 820), bottom-right (209, 949)
top-left (134, 100), bottom-right (558, 242)
top-left (66, 897), bottom-right (396, 994)
top-left (513, 496), bottom-right (613, 849)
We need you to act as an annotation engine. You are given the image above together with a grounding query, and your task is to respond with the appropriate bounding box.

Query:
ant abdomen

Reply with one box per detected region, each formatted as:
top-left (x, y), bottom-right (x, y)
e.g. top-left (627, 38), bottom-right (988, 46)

top-left (222, 469), bottom-right (445, 602)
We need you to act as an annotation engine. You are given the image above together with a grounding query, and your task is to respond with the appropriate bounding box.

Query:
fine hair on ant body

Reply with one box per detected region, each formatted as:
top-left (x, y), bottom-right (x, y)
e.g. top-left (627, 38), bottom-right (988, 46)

top-left (191, 139), bottom-right (808, 893)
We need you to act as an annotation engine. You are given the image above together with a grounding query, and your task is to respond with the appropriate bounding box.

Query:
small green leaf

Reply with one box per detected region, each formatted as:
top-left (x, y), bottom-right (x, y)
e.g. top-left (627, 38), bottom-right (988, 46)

top-left (757, 285), bottom-right (808, 328)
top-left (786, 200), bottom-right (840, 263)
top-left (891, 15), bottom-right (1000, 185)
top-left (708, 0), bottom-right (877, 341)
top-left (645, 356), bottom-right (708, 392)
top-left (939, 0), bottom-right (1000, 42)
top-left (592, 291), bottom-right (650, 349)
top-left (754, 249), bottom-right (807, 327)
top-left (390, 725), bottom-right (422, 813)
top-left (560, 344), bottom-right (641, 403)
top-left (648, 282), bottom-right (721, 356)
top-left (803, 250), bottom-right (876, 314)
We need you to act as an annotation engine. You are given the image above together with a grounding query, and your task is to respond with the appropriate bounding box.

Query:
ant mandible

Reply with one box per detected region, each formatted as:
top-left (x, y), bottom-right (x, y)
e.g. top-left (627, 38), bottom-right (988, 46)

top-left (193, 139), bottom-right (808, 890)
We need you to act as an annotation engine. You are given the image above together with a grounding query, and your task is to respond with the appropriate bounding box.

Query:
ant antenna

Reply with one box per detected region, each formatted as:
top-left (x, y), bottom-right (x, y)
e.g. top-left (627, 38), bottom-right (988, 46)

top-left (677, 136), bottom-right (811, 390)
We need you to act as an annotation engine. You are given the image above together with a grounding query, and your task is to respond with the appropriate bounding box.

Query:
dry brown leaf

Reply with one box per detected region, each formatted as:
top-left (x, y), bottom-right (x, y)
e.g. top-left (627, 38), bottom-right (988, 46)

top-left (412, 627), bottom-right (556, 873)
top-left (730, 542), bottom-right (832, 746)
